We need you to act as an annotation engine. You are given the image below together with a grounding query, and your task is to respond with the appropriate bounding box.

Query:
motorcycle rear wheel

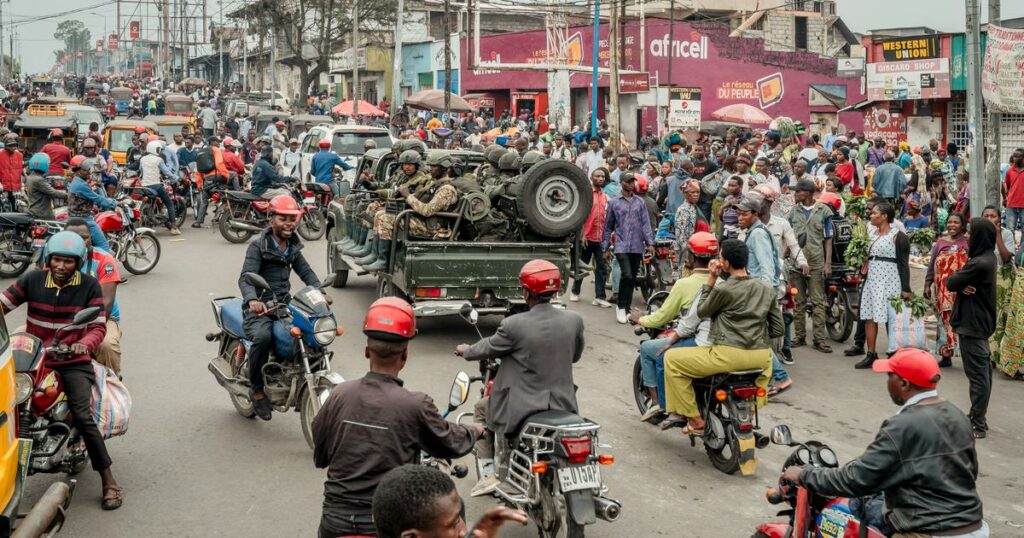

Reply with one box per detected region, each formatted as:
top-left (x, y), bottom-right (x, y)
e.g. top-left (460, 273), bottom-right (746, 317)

top-left (172, 199), bottom-right (188, 228)
top-left (0, 234), bottom-right (30, 278)
top-left (632, 356), bottom-right (652, 415)
top-left (704, 413), bottom-right (741, 475)
top-left (219, 213), bottom-right (254, 244)
top-left (122, 231), bottom-right (161, 275)
top-left (826, 293), bottom-right (854, 343)
top-left (297, 209), bottom-right (327, 241)
top-left (226, 341), bottom-right (256, 419)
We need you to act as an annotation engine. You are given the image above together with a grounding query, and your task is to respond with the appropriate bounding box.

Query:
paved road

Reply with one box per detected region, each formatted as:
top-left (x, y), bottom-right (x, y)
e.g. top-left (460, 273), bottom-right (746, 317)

top-left (8, 228), bottom-right (1024, 537)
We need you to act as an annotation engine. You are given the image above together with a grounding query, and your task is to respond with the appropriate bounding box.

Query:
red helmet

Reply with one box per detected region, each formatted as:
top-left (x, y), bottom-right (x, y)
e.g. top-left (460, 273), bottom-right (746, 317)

top-left (635, 176), bottom-right (649, 195)
top-left (819, 192), bottom-right (842, 212)
top-left (318, 139), bottom-right (331, 149)
top-left (135, 126), bottom-right (146, 134)
top-left (363, 297), bottom-right (417, 341)
top-left (687, 231), bottom-right (719, 258)
top-left (49, 128), bottom-right (63, 138)
top-left (519, 259), bottom-right (560, 295)
top-left (70, 155), bottom-right (88, 170)
top-left (268, 195), bottom-right (302, 216)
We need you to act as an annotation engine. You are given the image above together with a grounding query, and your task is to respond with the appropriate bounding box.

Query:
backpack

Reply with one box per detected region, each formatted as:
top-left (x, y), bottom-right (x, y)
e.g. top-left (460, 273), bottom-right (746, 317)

top-left (196, 147), bottom-right (216, 174)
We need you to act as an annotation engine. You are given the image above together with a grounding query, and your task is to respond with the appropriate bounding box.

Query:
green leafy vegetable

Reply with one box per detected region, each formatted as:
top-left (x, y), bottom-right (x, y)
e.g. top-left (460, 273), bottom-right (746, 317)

top-left (889, 293), bottom-right (930, 319)
top-left (908, 227), bottom-right (937, 253)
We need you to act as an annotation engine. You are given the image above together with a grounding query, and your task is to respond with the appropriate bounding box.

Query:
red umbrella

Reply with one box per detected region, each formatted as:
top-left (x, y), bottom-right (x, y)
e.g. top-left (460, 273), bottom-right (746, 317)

top-left (332, 100), bottom-right (386, 116)
top-left (710, 103), bottom-right (773, 125)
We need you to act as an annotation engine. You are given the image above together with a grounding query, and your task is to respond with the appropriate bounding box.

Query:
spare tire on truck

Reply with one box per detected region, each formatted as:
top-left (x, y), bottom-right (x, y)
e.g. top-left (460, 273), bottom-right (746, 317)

top-left (514, 159), bottom-right (592, 238)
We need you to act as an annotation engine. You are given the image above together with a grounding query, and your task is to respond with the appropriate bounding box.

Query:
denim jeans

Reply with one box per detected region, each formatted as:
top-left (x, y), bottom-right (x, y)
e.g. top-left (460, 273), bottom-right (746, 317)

top-left (1005, 207), bottom-right (1024, 233)
top-left (771, 353), bottom-right (790, 383)
top-left (145, 185), bottom-right (177, 227)
top-left (640, 337), bottom-right (697, 409)
top-left (782, 311), bottom-right (793, 353)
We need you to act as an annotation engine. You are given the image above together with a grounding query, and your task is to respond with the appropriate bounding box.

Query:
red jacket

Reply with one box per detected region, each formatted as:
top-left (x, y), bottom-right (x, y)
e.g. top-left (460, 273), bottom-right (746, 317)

top-left (222, 150), bottom-right (246, 176)
top-left (41, 143), bottom-right (72, 175)
top-left (0, 149), bottom-right (23, 192)
top-left (582, 187), bottom-right (608, 242)
top-left (1006, 165), bottom-right (1024, 208)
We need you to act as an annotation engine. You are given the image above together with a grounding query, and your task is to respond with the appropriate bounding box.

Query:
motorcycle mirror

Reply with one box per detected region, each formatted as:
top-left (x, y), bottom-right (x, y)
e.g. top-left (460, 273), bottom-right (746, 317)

top-left (458, 303), bottom-right (478, 325)
top-left (447, 371), bottom-right (471, 411)
top-left (770, 425), bottom-right (794, 446)
top-left (243, 272), bottom-right (272, 292)
top-left (71, 306), bottom-right (102, 327)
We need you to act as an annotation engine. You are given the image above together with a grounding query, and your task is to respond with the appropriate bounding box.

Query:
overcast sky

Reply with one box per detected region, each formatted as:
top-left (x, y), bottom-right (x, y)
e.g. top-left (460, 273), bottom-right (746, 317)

top-left (10, 0), bottom-right (1024, 75)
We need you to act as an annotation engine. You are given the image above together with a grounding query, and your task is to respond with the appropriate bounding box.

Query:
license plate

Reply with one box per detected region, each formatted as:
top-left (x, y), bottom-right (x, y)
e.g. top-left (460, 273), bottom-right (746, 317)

top-left (303, 196), bottom-right (315, 206)
top-left (557, 464), bottom-right (601, 493)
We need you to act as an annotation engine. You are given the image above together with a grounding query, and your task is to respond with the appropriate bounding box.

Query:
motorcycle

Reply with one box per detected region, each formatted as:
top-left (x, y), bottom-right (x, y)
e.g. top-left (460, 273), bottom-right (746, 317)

top-left (121, 176), bottom-right (188, 229)
top-left (630, 292), bottom-right (770, 475)
top-left (13, 307), bottom-right (103, 478)
top-left (95, 197), bottom-right (162, 275)
top-left (205, 272), bottom-right (343, 449)
top-left (448, 304), bottom-right (621, 537)
top-left (824, 268), bottom-right (861, 344)
top-left (295, 182), bottom-right (333, 241)
top-left (0, 214), bottom-right (63, 278)
top-left (215, 190), bottom-right (271, 244)
top-left (637, 239), bottom-right (678, 302)
top-left (754, 425), bottom-right (886, 538)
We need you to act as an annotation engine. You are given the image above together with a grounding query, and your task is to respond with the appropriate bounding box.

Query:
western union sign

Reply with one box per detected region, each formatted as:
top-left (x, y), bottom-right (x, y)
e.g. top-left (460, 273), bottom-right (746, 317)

top-left (880, 35), bottom-right (940, 61)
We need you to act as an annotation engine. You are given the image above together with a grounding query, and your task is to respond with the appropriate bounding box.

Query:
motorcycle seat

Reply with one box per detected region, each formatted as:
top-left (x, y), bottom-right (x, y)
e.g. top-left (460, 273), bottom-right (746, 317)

top-left (0, 213), bottom-right (35, 227)
top-left (226, 190), bottom-right (262, 202)
top-left (523, 410), bottom-right (590, 428)
top-left (217, 298), bottom-right (247, 339)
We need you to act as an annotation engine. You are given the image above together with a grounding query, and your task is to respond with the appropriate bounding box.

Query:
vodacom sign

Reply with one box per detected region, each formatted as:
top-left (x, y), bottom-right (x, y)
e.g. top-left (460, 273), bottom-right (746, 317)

top-left (649, 34), bottom-right (710, 60)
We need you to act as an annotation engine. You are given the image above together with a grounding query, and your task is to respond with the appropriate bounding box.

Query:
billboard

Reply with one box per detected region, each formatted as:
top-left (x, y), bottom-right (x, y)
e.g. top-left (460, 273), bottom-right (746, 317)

top-left (129, 21), bottom-right (140, 40)
top-left (866, 58), bottom-right (950, 100)
top-left (878, 35), bottom-right (940, 61)
top-left (619, 73), bottom-right (650, 93)
top-left (982, 25), bottom-right (1024, 113)
top-left (668, 87), bottom-right (702, 129)
top-left (108, 34), bottom-right (119, 50)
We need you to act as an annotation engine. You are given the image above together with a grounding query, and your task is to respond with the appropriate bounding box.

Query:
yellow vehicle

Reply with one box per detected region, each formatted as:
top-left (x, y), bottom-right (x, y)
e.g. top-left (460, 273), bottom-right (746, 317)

top-left (0, 317), bottom-right (18, 533)
top-left (103, 119), bottom-right (157, 165)
top-left (13, 104), bottom-right (78, 153)
top-left (145, 115), bottom-right (195, 142)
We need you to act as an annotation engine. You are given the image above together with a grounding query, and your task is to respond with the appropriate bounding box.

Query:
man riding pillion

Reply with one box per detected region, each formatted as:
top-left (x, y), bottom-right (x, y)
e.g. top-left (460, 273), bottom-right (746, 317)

top-left (0, 231), bottom-right (123, 510)
top-left (251, 145), bottom-right (293, 200)
top-left (140, 139), bottom-right (182, 235)
top-left (25, 152), bottom-right (68, 220)
top-left (67, 155), bottom-right (115, 251)
top-left (781, 348), bottom-right (987, 538)
top-left (312, 298), bottom-right (481, 538)
top-left (239, 195), bottom-right (327, 421)
top-left (456, 260), bottom-right (585, 497)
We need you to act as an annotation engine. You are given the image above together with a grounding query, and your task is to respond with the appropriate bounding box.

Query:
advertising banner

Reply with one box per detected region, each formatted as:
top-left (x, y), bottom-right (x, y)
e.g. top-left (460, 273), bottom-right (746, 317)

top-left (668, 87), bottom-right (702, 129)
top-left (879, 35), bottom-right (940, 61)
top-left (129, 21), bottom-right (141, 40)
top-left (866, 58), bottom-right (950, 100)
top-left (619, 73), bottom-right (650, 93)
top-left (862, 106), bottom-right (907, 148)
top-left (982, 25), bottom-right (1024, 113)
top-left (108, 34), bottom-right (119, 50)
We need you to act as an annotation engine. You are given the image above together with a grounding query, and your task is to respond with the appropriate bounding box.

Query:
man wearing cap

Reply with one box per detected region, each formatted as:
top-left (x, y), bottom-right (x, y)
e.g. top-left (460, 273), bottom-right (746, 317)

top-left (782, 348), bottom-right (986, 538)
top-left (271, 121), bottom-right (288, 151)
top-left (787, 178), bottom-right (834, 353)
top-left (0, 134), bottom-right (22, 211)
top-left (309, 139), bottom-right (352, 196)
top-left (313, 297), bottom-right (480, 538)
top-left (41, 129), bottom-right (72, 175)
top-left (280, 137), bottom-right (303, 179)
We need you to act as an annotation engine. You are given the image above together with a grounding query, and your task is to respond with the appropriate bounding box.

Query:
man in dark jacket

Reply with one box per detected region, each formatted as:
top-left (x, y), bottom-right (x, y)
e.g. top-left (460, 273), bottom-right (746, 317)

top-left (239, 195), bottom-right (324, 420)
top-left (250, 146), bottom-right (292, 199)
top-left (783, 348), bottom-right (986, 537)
top-left (947, 217), bottom-right (998, 438)
top-left (313, 298), bottom-right (479, 538)
top-left (456, 260), bottom-right (585, 497)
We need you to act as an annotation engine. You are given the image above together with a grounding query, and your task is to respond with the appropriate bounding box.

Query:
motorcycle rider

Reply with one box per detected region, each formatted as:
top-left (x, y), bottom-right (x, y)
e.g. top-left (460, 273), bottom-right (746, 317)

top-left (125, 131), bottom-right (148, 172)
top-left (251, 145), bottom-right (292, 199)
top-left (64, 218), bottom-right (124, 374)
top-left (781, 348), bottom-right (986, 537)
top-left (139, 139), bottom-right (182, 235)
top-left (40, 128), bottom-right (72, 175)
top-left (25, 153), bottom-right (68, 219)
top-left (309, 138), bottom-right (353, 196)
top-left (663, 239), bottom-right (782, 435)
top-left (67, 155), bottom-right (115, 251)
top-left (312, 298), bottom-right (481, 538)
top-left (239, 195), bottom-right (325, 421)
top-left (0, 231), bottom-right (123, 510)
top-left (456, 260), bottom-right (585, 497)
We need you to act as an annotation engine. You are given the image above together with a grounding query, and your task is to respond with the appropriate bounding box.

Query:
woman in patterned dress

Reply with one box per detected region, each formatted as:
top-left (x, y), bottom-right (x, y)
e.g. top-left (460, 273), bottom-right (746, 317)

top-left (855, 201), bottom-right (911, 369)
top-left (924, 212), bottom-right (968, 366)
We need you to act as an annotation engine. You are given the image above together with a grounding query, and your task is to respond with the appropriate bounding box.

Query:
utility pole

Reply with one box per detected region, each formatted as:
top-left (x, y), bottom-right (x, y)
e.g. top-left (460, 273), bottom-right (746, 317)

top-left (163, 0), bottom-right (171, 81)
top-left (218, 0), bottom-right (224, 84)
top-left (352, 1), bottom-right (360, 118)
top-left (608, 0), bottom-right (619, 149)
top-left (589, 0), bottom-right (599, 137)
top-left (443, 0), bottom-right (451, 116)
top-left (666, 0), bottom-right (674, 134)
top-left (242, 26), bottom-right (248, 92)
top-left (1, 0), bottom-right (6, 81)
top-left (390, 0), bottom-right (404, 116)
top-left (116, 0), bottom-right (121, 75)
top-left (965, 0), bottom-right (986, 210)
top-left (988, 0), bottom-right (1002, 205)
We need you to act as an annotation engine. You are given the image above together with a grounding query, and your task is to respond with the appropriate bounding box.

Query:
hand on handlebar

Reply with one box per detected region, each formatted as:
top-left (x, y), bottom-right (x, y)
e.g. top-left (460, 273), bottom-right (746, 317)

top-left (627, 306), bottom-right (644, 325)
top-left (780, 465), bottom-right (803, 486)
top-left (70, 343), bottom-right (89, 356)
top-left (248, 300), bottom-right (268, 315)
top-left (454, 344), bottom-right (469, 357)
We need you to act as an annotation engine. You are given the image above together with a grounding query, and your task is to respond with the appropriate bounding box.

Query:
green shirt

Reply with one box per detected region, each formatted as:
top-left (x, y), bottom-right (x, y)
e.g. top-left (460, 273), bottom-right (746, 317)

top-left (639, 270), bottom-right (707, 328)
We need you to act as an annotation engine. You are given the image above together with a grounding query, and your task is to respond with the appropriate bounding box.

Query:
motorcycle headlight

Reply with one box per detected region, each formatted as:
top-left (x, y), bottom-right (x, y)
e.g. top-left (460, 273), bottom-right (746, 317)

top-left (313, 317), bottom-right (338, 346)
top-left (15, 373), bottom-right (33, 404)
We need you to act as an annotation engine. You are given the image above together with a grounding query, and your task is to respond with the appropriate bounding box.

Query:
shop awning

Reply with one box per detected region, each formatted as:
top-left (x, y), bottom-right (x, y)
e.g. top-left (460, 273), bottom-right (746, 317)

top-left (809, 84), bottom-right (848, 109)
top-left (838, 99), bottom-right (880, 113)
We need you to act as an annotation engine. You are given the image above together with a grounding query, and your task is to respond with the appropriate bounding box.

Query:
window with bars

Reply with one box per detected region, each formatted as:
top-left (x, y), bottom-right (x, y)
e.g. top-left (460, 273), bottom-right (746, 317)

top-left (948, 100), bottom-right (969, 154)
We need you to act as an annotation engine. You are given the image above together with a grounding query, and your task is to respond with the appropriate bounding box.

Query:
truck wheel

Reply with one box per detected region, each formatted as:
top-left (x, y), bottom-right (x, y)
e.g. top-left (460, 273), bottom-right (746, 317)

top-left (515, 160), bottom-right (592, 238)
top-left (325, 233), bottom-right (349, 289)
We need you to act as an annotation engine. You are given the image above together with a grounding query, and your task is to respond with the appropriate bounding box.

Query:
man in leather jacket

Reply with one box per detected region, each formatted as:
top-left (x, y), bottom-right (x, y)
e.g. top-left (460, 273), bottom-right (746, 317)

top-left (456, 260), bottom-right (585, 497)
top-left (782, 348), bottom-right (986, 538)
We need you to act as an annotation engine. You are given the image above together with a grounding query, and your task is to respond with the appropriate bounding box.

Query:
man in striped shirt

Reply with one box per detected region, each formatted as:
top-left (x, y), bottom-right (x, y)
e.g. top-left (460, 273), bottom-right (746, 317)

top-left (0, 231), bottom-right (123, 510)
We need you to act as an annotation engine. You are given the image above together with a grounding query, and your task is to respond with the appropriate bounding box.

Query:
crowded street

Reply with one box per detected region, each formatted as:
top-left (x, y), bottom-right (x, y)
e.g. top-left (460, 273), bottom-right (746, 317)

top-left (2, 231), bottom-right (1022, 536)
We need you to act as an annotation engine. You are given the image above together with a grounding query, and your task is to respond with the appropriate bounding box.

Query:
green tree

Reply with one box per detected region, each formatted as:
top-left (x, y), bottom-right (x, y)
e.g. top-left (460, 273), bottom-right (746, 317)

top-left (54, 20), bottom-right (91, 70)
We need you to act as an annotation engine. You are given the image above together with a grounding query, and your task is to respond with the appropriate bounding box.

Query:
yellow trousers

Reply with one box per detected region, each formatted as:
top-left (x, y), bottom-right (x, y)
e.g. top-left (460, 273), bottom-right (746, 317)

top-left (663, 345), bottom-right (772, 417)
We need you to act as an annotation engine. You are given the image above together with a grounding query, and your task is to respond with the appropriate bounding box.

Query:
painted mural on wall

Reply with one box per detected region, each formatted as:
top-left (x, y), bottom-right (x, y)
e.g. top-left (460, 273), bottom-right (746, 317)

top-left (862, 106), bottom-right (908, 148)
top-left (461, 18), bottom-right (863, 127)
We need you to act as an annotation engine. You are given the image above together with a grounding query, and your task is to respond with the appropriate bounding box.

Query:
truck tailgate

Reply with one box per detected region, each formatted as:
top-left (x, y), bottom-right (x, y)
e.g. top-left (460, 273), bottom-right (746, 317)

top-left (397, 240), bottom-right (572, 300)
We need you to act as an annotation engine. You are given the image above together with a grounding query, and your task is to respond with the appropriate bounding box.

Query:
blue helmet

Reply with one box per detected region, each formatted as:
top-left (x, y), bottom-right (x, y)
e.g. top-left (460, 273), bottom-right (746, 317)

top-left (28, 153), bottom-right (50, 174)
top-left (45, 231), bottom-right (88, 268)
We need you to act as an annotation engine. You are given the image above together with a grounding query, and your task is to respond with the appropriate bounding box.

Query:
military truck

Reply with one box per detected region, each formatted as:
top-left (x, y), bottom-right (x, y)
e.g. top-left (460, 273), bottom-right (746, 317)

top-left (325, 148), bottom-right (592, 317)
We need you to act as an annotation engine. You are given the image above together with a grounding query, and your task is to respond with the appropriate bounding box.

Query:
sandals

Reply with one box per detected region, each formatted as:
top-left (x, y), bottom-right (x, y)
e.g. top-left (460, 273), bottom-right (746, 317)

top-left (680, 423), bottom-right (705, 436)
top-left (102, 486), bottom-right (124, 511)
top-left (658, 415), bottom-right (686, 430)
top-left (768, 382), bottom-right (792, 397)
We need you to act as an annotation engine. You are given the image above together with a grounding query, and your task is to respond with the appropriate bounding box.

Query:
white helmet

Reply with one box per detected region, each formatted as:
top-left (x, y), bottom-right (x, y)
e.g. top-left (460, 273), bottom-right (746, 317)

top-left (146, 140), bottom-right (166, 156)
